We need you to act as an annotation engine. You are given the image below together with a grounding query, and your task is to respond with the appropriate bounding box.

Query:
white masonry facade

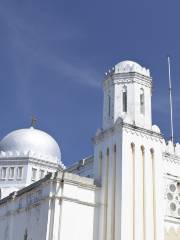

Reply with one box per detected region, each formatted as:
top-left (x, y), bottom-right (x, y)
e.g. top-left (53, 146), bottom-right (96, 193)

top-left (0, 60), bottom-right (179, 240)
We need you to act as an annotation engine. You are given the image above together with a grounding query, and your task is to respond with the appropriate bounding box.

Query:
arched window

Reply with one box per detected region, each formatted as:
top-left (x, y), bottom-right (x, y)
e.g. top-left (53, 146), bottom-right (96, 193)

top-left (99, 151), bottom-right (103, 179)
top-left (114, 144), bottom-right (116, 153)
top-left (150, 148), bottom-right (154, 159)
top-left (141, 145), bottom-right (145, 155)
top-left (122, 86), bottom-right (127, 113)
top-left (140, 88), bottom-right (145, 114)
top-left (108, 95), bottom-right (111, 117)
top-left (106, 148), bottom-right (109, 156)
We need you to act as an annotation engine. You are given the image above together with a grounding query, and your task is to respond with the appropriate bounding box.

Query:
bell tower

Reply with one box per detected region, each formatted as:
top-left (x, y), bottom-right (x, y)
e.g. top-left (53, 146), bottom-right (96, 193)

top-left (103, 60), bottom-right (152, 130)
top-left (93, 60), bottom-right (164, 240)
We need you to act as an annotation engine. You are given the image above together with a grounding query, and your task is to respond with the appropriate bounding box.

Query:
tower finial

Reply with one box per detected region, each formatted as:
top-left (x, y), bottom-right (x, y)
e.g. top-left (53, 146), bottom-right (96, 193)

top-left (167, 55), bottom-right (174, 144)
top-left (31, 115), bottom-right (37, 128)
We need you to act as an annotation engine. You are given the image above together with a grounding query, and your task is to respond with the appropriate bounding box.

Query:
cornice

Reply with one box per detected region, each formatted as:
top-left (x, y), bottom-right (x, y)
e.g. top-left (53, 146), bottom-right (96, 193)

top-left (63, 172), bottom-right (96, 190)
top-left (0, 158), bottom-right (29, 165)
top-left (29, 158), bottom-right (59, 169)
top-left (103, 72), bottom-right (152, 89)
top-left (0, 151), bottom-right (66, 170)
top-left (123, 122), bottom-right (163, 139)
top-left (0, 171), bottom-right (96, 207)
top-left (0, 157), bottom-right (61, 169)
top-left (163, 173), bottom-right (180, 181)
top-left (164, 216), bottom-right (180, 224)
top-left (63, 178), bottom-right (96, 190)
top-left (60, 196), bottom-right (96, 207)
top-left (93, 121), bottom-right (163, 145)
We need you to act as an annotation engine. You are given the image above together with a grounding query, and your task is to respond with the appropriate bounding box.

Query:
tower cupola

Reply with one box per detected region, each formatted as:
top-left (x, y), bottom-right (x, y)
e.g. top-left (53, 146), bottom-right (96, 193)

top-left (103, 60), bottom-right (152, 130)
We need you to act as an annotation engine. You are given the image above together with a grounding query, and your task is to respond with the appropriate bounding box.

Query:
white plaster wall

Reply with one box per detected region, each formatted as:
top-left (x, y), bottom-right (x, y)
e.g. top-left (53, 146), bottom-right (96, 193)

top-left (63, 184), bottom-right (95, 203)
top-left (103, 79), bottom-right (115, 130)
top-left (93, 125), bottom-right (123, 240)
top-left (94, 122), bottom-right (165, 240)
top-left (121, 127), bottom-right (164, 240)
top-left (0, 172), bottom-right (96, 240)
top-left (0, 186), bottom-right (50, 240)
top-left (60, 201), bottom-right (94, 240)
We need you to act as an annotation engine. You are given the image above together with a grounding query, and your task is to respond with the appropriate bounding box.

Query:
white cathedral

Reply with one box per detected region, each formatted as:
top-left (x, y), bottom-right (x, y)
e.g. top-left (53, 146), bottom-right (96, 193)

top-left (0, 60), bottom-right (179, 240)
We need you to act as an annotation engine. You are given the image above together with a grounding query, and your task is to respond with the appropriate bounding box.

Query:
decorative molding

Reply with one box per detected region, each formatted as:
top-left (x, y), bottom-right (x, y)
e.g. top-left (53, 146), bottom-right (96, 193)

top-left (60, 196), bottom-right (96, 207)
top-left (0, 170), bottom-right (96, 208)
top-left (164, 216), bottom-right (180, 224)
top-left (164, 173), bottom-right (180, 181)
top-left (163, 153), bottom-right (180, 166)
top-left (103, 72), bottom-right (152, 90)
top-left (93, 121), bottom-right (163, 145)
top-left (0, 156), bottom-right (64, 170)
top-left (0, 151), bottom-right (65, 170)
top-left (0, 158), bottom-right (29, 165)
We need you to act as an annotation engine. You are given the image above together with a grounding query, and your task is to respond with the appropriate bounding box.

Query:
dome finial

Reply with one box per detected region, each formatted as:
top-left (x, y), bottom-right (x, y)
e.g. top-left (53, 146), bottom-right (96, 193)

top-left (31, 115), bottom-right (37, 128)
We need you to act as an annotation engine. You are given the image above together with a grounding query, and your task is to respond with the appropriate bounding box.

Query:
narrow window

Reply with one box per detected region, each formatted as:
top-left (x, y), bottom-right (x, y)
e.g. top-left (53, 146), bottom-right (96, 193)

top-left (114, 144), bottom-right (116, 153)
top-left (108, 95), bottom-right (111, 117)
top-left (9, 167), bottom-right (15, 179)
top-left (99, 151), bottom-right (102, 180)
top-left (17, 167), bottom-right (23, 179)
top-left (122, 86), bottom-right (127, 112)
top-left (39, 170), bottom-right (45, 179)
top-left (1, 167), bottom-right (7, 179)
top-left (140, 88), bottom-right (145, 114)
top-left (32, 168), bottom-right (37, 181)
top-left (150, 148), bottom-right (154, 159)
top-left (107, 148), bottom-right (109, 156)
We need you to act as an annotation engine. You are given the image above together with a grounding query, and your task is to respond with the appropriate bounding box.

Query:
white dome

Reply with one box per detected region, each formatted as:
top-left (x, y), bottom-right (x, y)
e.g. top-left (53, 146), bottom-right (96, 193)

top-left (0, 127), bottom-right (61, 162)
top-left (114, 60), bottom-right (150, 77)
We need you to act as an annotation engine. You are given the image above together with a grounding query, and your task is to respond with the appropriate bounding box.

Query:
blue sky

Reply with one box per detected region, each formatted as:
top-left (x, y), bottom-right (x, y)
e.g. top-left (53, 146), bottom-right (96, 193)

top-left (0, 0), bottom-right (180, 166)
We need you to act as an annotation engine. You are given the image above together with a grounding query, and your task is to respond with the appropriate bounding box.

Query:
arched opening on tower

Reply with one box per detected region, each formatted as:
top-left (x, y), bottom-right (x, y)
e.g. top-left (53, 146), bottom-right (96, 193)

top-left (122, 86), bottom-right (127, 113)
top-left (140, 88), bottom-right (145, 114)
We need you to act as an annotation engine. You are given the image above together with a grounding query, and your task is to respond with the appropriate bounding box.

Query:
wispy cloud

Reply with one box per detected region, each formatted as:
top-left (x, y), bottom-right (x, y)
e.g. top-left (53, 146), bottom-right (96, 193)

top-left (0, 1), bottom-right (101, 90)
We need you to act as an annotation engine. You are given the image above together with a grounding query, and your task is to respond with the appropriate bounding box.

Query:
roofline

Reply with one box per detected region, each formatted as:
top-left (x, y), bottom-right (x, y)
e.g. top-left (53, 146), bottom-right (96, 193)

top-left (0, 170), bottom-right (96, 206)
